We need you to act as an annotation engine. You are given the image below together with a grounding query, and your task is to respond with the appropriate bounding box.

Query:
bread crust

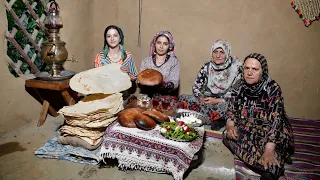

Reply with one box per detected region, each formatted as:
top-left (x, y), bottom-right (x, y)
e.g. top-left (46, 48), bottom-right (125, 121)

top-left (137, 69), bottom-right (163, 86)
top-left (117, 108), bottom-right (144, 128)
top-left (134, 113), bottom-right (156, 129)
top-left (117, 108), bottom-right (163, 130)
top-left (142, 110), bottom-right (169, 123)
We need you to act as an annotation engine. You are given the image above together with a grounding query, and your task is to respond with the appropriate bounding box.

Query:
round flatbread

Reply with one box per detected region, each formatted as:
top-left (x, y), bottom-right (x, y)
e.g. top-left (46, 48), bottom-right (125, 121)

top-left (137, 69), bottom-right (163, 86)
top-left (70, 63), bottom-right (131, 95)
top-left (58, 93), bottom-right (123, 115)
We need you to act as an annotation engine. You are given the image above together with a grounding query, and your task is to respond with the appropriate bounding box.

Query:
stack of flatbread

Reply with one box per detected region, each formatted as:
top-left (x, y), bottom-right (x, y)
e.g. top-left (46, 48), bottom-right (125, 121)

top-left (58, 93), bottom-right (123, 148)
top-left (57, 64), bottom-right (132, 150)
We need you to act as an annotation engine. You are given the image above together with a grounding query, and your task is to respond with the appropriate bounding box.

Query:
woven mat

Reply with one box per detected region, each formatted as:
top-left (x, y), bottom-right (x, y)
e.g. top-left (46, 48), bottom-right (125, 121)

top-left (291, 0), bottom-right (320, 27)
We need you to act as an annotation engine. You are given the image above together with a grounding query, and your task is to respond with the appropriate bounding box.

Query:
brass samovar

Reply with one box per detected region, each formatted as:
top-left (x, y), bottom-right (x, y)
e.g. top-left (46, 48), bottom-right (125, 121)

top-left (37, 0), bottom-right (76, 80)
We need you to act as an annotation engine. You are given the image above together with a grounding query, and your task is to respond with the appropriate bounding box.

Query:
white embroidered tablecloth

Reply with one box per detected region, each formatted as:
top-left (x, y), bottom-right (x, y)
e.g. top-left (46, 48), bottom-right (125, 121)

top-left (100, 122), bottom-right (204, 180)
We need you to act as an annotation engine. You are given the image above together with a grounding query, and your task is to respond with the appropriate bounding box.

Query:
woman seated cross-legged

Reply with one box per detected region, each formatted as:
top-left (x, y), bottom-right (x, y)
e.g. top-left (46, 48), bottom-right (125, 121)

top-left (178, 39), bottom-right (242, 130)
top-left (223, 53), bottom-right (294, 180)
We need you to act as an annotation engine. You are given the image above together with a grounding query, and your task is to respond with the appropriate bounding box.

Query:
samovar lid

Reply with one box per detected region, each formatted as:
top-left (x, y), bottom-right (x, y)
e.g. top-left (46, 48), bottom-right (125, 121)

top-left (45, 0), bottom-right (63, 29)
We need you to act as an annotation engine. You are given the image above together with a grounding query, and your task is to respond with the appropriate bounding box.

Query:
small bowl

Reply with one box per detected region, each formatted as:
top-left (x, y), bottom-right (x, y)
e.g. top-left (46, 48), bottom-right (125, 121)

top-left (174, 110), bottom-right (207, 127)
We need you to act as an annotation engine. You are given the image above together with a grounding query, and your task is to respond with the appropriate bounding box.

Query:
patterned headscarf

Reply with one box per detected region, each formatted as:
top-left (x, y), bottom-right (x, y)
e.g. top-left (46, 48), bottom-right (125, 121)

top-left (103, 25), bottom-right (127, 60)
top-left (207, 39), bottom-right (242, 95)
top-left (149, 31), bottom-right (175, 57)
top-left (210, 39), bottom-right (232, 70)
top-left (242, 53), bottom-right (271, 98)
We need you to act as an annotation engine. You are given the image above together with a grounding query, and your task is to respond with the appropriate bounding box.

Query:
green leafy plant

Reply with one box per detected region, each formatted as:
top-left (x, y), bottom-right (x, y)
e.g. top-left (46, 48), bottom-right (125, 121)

top-left (6, 0), bottom-right (51, 77)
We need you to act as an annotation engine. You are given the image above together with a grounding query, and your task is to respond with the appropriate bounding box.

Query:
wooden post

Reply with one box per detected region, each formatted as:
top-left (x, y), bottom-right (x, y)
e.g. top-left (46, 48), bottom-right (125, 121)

top-left (38, 100), bottom-right (49, 127)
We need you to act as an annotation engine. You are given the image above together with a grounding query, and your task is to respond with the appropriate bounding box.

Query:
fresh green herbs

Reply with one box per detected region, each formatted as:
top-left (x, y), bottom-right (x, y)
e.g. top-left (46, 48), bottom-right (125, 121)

top-left (160, 121), bottom-right (199, 141)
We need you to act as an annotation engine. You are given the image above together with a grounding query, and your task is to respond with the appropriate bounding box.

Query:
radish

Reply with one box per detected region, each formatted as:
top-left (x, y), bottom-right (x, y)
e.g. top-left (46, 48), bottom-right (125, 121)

top-left (178, 121), bottom-right (185, 126)
top-left (160, 128), bottom-right (167, 133)
top-left (183, 126), bottom-right (191, 132)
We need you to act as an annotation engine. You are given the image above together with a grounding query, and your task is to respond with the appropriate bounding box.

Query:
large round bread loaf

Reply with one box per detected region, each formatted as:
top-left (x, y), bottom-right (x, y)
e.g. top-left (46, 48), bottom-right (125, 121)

top-left (117, 108), bottom-right (144, 128)
top-left (142, 110), bottom-right (169, 123)
top-left (117, 108), bottom-right (157, 130)
top-left (137, 69), bottom-right (163, 86)
top-left (134, 113), bottom-right (156, 130)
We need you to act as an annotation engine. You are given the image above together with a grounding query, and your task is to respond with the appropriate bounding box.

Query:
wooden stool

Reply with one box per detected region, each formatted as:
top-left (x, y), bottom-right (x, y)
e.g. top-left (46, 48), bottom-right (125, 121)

top-left (25, 78), bottom-right (76, 127)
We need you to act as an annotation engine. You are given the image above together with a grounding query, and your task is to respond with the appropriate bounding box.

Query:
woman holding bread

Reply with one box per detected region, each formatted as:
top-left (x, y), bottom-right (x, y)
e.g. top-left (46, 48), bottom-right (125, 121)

top-left (139, 31), bottom-right (180, 97)
top-left (94, 25), bottom-right (138, 99)
top-left (94, 25), bottom-right (138, 80)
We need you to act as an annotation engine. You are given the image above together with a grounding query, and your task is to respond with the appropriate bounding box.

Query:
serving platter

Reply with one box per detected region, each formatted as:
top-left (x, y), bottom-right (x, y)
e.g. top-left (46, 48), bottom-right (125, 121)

top-left (160, 129), bottom-right (199, 142)
top-left (160, 121), bottom-right (200, 142)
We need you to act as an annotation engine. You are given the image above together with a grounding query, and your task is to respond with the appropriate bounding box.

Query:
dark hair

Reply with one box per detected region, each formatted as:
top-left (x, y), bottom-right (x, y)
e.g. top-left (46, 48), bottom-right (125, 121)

top-left (103, 25), bottom-right (124, 48)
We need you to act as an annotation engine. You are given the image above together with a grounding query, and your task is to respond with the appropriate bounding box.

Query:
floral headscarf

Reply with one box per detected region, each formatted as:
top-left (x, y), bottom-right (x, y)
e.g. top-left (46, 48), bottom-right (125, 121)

top-left (242, 53), bottom-right (272, 98)
top-left (210, 39), bottom-right (232, 70)
top-left (207, 39), bottom-right (242, 94)
top-left (149, 31), bottom-right (175, 57)
top-left (103, 25), bottom-right (127, 60)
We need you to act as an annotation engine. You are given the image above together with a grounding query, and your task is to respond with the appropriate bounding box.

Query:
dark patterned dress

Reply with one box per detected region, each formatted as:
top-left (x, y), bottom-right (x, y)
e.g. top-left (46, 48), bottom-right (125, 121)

top-left (223, 80), bottom-right (294, 177)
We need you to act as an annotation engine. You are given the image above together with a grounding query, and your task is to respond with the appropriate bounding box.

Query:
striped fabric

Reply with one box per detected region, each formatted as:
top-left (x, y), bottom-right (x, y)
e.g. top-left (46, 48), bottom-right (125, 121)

top-left (205, 129), bottom-right (223, 139)
top-left (94, 51), bottom-right (137, 80)
top-left (205, 118), bottom-right (320, 180)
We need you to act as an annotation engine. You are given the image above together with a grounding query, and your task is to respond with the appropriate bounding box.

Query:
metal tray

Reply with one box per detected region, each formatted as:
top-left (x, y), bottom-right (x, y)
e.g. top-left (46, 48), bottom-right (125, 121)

top-left (35, 70), bottom-right (76, 81)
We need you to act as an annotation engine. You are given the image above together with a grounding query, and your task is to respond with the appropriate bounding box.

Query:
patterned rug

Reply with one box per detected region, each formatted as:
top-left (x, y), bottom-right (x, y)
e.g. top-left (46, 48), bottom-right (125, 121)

top-left (205, 118), bottom-right (320, 180)
top-left (205, 129), bottom-right (223, 139)
top-left (34, 132), bottom-right (101, 165)
top-left (291, 0), bottom-right (320, 27)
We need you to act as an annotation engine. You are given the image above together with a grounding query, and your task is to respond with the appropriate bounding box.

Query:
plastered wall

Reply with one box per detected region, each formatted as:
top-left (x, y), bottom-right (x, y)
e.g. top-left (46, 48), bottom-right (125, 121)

top-left (0, 1), bottom-right (39, 136)
top-left (0, 0), bottom-right (319, 136)
top-left (57, 0), bottom-right (94, 71)
top-left (93, 0), bottom-right (320, 119)
top-left (0, 0), bottom-right (94, 136)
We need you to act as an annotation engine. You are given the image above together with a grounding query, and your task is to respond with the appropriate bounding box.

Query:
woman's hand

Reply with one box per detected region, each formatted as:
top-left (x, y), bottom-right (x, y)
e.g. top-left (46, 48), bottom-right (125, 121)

top-left (198, 97), bottom-right (205, 104)
top-left (120, 66), bottom-right (130, 73)
top-left (226, 120), bottom-right (238, 140)
top-left (162, 81), bottom-right (174, 91)
top-left (203, 97), bottom-right (224, 105)
top-left (261, 143), bottom-right (280, 169)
